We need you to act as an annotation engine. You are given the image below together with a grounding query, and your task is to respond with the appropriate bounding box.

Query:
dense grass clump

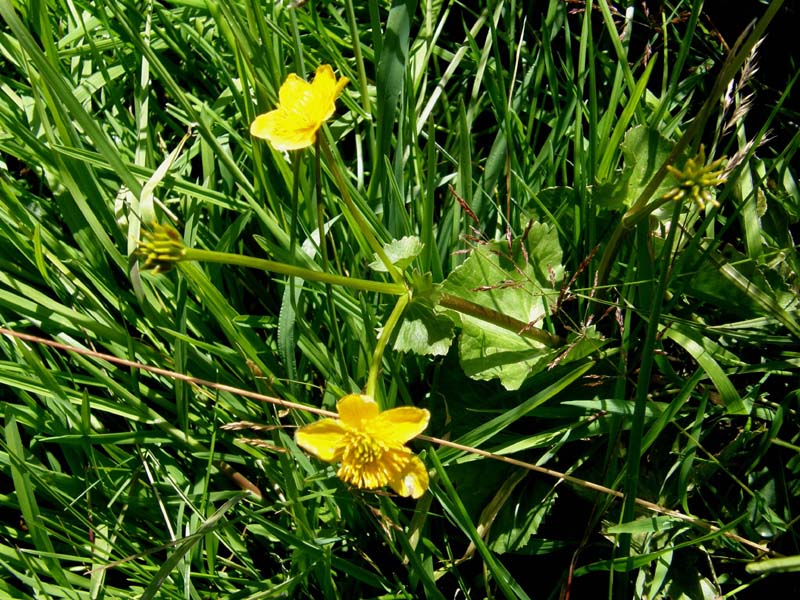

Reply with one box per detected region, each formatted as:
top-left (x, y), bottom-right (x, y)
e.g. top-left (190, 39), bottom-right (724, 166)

top-left (1, 0), bottom-right (799, 597)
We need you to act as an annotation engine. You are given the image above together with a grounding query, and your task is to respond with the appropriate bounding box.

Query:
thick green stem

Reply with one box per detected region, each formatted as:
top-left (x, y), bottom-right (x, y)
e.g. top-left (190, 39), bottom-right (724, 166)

top-left (162, 246), bottom-right (564, 348)
top-left (344, 0), bottom-right (371, 114)
top-left (366, 293), bottom-right (410, 402)
top-left (314, 137), bottom-right (349, 380)
top-left (318, 136), bottom-right (403, 283)
top-left (439, 293), bottom-right (563, 348)
top-left (619, 200), bottom-right (681, 570)
top-left (288, 153), bottom-right (302, 297)
top-left (182, 247), bottom-right (406, 296)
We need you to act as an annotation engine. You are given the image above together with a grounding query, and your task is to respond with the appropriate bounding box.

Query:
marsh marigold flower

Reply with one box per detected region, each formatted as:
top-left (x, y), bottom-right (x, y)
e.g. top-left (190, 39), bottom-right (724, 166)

top-left (250, 64), bottom-right (349, 151)
top-left (295, 394), bottom-right (430, 498)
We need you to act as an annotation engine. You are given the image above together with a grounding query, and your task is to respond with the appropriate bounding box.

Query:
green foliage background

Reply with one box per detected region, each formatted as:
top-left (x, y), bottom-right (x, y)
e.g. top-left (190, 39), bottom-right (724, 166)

top-left (1, 0), bottom-right (799, 597)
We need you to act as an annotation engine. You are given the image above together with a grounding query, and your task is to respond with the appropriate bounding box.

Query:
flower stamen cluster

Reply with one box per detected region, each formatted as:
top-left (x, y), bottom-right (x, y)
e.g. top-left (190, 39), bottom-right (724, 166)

top-left (662, 145), bottom-right (728, 211)
top-left (137, 223), bottom-right (186, 274)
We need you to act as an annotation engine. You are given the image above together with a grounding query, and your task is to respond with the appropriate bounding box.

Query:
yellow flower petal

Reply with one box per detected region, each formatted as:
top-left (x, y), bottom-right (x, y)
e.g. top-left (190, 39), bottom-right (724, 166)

top-left (336, 394), bottom-right (379, 428)
top-left (249, 111), bottom-right (273, 138)
top-left (250, 110), bottom-right (318, 151)
top-left (308, 65), bottom-right (337, 121)
top-left (250, 64), bottom-right (348, 152)
top-left (278, 73), bottom-right (313, 106)
top-left (307, 65), bottom-right (350, 123)
top-left (333, 75), bottom-right (349, 99)
top-left (372, 406), bottom-right (431, 445)
top-left (295, 418), bottom-right (347, 462)
top-left (389, 454), bottom-right (429, 499)
top-left (311, 64), bottom-right (335, 89)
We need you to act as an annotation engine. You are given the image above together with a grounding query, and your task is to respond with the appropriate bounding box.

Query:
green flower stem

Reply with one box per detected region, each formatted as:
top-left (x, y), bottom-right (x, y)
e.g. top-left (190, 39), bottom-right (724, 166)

top-left (288, 153), bottom-right (302, 268)
top-left (439, 293), bottom-right (563, 348)
top-left (618, 199), bottom-right (682, 575)
top-left (344, 0), bottom-right (371, 114)
top-left (159, 243), bottom-right (560, 349)
top-left (366, 292), bottom-right (410, 402)
top-left (593, 208), bottom-right (640, 296)
top-left (287, 155), bottom-right (302, 332)
top-left (181, 247), bottom-right (406, 296)
top-left (593, 191), bottom-right (676, 313)
top-left (318, 136), bottom-right (403, 284)
top-left (315, 137), bottom-right (348, 379)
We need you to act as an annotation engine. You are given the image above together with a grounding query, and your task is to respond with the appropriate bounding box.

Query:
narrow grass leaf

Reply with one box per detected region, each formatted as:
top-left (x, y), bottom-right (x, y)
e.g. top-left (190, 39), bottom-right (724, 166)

top-left (4, 411), bottom-right (74, 592)
top-left (664, 324), bottom-right (748, 414)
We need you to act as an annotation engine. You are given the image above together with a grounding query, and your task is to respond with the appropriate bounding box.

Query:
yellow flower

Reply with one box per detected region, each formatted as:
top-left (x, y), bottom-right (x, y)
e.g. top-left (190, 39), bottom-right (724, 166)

top-left (295, 394), bottom-right (430, 498)
top-left (250, 64), bottom-right (349, 151)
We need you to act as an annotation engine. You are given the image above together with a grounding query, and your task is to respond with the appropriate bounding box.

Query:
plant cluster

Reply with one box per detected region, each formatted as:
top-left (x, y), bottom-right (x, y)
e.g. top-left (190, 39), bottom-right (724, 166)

top-left (1, 0), bottom-right (799, 598)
